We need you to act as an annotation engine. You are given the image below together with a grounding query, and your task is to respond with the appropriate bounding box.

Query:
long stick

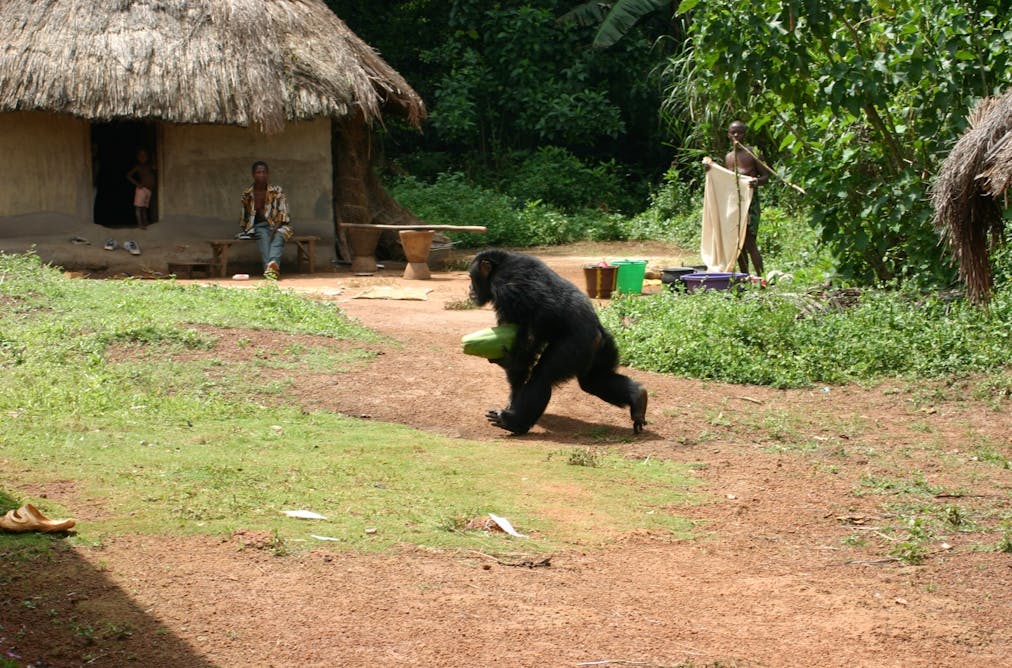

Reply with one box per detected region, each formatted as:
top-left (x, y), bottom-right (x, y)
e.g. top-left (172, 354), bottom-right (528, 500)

top-left (339, 223), bottom-right (487, 232)
top-left (733, 140), bottom-right (808, 195)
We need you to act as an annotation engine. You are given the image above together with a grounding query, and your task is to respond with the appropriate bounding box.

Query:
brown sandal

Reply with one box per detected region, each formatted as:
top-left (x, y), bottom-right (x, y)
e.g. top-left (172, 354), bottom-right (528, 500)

top-left (0, 504), bottom-right (76, 533)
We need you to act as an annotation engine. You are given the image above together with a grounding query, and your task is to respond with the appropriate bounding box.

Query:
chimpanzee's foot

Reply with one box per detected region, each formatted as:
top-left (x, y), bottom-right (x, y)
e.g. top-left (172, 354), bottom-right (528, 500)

top-left (485, 409), bottom-right (530, 435)
top-left (630, 387), bottom-right (648, 434)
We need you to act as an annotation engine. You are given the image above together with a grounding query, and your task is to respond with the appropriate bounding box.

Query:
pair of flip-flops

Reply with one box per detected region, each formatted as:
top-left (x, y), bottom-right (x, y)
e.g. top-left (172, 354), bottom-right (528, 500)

top-left (0, 504), bottom-right (75, 533)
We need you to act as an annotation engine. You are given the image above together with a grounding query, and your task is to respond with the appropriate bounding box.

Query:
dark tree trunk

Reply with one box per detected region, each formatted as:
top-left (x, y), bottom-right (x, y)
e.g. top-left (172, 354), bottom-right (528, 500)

top-left (332, 111), bottom-right (422, 261)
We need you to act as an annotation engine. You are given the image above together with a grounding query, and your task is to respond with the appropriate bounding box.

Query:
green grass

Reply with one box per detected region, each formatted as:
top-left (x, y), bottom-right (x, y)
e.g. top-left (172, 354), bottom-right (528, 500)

top-left (602, 283), bottom-right (1012, 388)
top-left (0, 252), bottom-right (697, 554)
top-left (852, 472), bottom-right (945, 497)
top-left (2, 407), bottom-right (696, 552)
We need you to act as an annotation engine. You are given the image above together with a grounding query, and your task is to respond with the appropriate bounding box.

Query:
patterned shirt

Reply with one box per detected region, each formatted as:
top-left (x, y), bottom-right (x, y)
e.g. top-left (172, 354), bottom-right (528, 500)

top-left (240, 184), bottom-right (292, 240)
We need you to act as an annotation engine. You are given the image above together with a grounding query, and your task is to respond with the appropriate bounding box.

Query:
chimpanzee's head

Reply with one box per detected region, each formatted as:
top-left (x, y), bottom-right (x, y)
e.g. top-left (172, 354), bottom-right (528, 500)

top-left (469, 250), bottom-right (513, 306)
top-left (468, 254), bottom-right (495, 306)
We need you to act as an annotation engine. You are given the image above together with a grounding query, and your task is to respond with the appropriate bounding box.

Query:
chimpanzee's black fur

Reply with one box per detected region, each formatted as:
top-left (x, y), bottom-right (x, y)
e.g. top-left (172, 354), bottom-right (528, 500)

top-left (468, 249), bottom-right (647, 435)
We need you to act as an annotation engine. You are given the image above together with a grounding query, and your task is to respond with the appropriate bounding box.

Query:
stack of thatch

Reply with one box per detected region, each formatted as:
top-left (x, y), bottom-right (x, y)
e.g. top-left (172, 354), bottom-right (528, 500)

top-left (932, 90), bottom-right (1012, 303)
top-left (0, 0), bottom-right (425, 132)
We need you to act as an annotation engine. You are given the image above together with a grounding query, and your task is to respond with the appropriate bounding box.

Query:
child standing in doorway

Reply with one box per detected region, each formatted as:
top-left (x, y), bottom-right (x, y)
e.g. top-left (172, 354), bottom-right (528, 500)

top-left (125, 148), bottom-right (156, 230)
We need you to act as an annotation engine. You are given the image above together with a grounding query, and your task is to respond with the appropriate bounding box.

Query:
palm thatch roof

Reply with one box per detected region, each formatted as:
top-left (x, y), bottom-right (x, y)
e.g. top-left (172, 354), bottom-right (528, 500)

top-left (931, 90), bottom-right (1012, 303)
top-left (0, 0), bottom-right (425, 133)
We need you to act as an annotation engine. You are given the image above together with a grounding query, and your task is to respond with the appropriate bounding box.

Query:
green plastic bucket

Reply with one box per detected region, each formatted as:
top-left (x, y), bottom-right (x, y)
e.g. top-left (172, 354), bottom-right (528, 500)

top-left (612, 260), bottom-right (648, 294)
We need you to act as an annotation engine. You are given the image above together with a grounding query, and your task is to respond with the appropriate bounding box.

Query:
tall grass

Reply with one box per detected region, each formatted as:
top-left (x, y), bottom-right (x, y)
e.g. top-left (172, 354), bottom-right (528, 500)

top-left (602, 284), bottom-right (1012, 388)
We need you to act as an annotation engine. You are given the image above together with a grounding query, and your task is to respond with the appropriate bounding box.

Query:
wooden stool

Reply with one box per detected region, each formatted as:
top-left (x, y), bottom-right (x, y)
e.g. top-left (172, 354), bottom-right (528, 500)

top-left (344, 226), bottom-right (383, 274)
top-left (340, 223), bottom-right (487, 277)
top-left (399, 230), bottom-right (435, 280)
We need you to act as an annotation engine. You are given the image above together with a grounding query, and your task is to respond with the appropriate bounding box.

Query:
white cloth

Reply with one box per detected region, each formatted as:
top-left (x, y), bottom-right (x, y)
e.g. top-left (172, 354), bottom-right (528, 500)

top-left (700, 157), bottom-right (754, 272)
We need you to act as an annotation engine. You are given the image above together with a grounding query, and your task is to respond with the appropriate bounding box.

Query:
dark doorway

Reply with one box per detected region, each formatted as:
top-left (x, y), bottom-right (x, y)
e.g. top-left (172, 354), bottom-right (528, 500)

top-left (91, 121), bottom-right (158, 227)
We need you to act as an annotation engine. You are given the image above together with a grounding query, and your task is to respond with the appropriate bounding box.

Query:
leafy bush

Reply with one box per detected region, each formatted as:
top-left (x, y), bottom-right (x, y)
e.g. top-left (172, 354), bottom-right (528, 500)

top-left (504, 146), bottom-right (629, 212)
top-left (758, 206), bottom-right (836, 284)
top-left (389, 173), bottom-right (522, 246)
top-left (388, 169), bottom-right (835, 281)
top-left (601, 284), bottom-right (1012, 388)
top-left (622, 169), bottom-right (700, 246)
top-left (990, 227), bottom-right (1012, 293)
top-left (624, 206), bottom-right (701, 248)
top-left (389, 172), bottom-right (629, 248)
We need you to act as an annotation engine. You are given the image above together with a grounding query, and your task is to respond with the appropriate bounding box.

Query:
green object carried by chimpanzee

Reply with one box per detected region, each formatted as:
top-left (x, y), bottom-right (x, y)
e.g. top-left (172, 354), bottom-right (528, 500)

top-left (461, 323), bottom-right (519, 360)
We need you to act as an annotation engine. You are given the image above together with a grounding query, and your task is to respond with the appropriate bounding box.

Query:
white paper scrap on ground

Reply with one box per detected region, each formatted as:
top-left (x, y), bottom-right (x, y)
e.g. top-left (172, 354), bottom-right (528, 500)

top-left (488, 513), bottom-right (527, 538)
top-left (282, 509), bottom-right (327, 520)
top-left (310, 534), bottom-right (341, 541)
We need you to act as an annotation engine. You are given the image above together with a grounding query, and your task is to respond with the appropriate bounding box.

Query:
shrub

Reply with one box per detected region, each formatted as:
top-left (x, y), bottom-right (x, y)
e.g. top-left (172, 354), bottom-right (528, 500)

top-left (388, 169), bottom-right (835, 279)
top-left (389, 173), bottom-right (522, 247)
top-left (389, 172), bottom-right (631, 248)
top-left (758, 206), bottom-right (836, 285)
top-left (504, 147), bottom-right (628, 212)
top-left (601, 283), bottom-right (1012, 388)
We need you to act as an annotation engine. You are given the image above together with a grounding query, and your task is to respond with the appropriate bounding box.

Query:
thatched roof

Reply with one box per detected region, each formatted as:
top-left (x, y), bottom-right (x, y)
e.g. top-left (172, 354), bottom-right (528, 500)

top-left (931, 90), bottom-right (1012, 303)
top-left (0, 0), bottom-right (425, 133)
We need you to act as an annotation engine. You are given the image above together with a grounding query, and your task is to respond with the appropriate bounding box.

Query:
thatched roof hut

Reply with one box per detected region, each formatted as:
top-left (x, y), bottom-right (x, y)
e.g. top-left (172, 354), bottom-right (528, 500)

top-left (0, 0), bottom-right (426, 272)
top-left (932, 90), bottom-right (1012, 303)
top-left (0, 0), bottom-right (424, 131)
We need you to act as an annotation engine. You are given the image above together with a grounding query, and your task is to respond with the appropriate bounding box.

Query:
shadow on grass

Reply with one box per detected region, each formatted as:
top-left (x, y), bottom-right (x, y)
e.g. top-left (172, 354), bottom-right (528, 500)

top-left (521, 413), bottom-right (653, 444)
top-left (0, 490), bottom-right (213, 667)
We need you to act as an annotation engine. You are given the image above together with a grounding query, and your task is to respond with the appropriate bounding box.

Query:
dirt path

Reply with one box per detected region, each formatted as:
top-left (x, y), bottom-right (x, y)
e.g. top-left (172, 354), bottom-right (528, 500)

top-left (4, 243), bottom-right (1010, 667)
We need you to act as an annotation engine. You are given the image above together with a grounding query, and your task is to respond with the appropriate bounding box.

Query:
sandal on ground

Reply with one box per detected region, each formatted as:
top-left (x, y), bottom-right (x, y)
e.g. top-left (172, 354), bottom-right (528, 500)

top-left (0, 504), bottom-right (76, 533)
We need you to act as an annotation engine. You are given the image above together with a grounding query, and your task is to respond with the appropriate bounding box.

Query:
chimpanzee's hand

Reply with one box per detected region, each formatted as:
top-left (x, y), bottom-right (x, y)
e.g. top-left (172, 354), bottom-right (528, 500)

top-left (485, 409), bottom-right (529, 435)
top-left (489, 347), bottom-right (517, 367)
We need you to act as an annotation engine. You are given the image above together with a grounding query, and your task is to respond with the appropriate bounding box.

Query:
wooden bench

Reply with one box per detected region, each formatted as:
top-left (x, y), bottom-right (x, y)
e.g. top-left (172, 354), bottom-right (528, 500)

top-left (208, 235), bottom-right (321, 277)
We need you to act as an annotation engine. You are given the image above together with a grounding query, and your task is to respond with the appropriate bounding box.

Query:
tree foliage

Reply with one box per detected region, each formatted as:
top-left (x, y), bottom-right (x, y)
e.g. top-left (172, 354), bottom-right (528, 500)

top-left (673, 0), bottom-right (1012, 287)
top-left (330, 0), bottom-right (675, 209)
top-left (560, 0), bottom-right (674, 48)
top-left (425, 1), bottom-right (664, 156)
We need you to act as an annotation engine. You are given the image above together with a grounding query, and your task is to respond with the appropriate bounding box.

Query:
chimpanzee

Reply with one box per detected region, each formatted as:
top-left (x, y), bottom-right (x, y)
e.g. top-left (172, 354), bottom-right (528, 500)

top-left (468, 249), bottom-right (648, 435)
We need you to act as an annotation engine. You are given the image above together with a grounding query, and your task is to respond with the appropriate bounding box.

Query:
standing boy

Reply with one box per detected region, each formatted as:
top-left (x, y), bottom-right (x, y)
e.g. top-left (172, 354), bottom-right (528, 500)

top-left (724, 121), bottom-right (770, 276)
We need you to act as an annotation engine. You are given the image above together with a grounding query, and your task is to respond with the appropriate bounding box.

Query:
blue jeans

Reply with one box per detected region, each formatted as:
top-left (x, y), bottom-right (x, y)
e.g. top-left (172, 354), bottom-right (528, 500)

top-left (253, 221), bottom-right (286, 270)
